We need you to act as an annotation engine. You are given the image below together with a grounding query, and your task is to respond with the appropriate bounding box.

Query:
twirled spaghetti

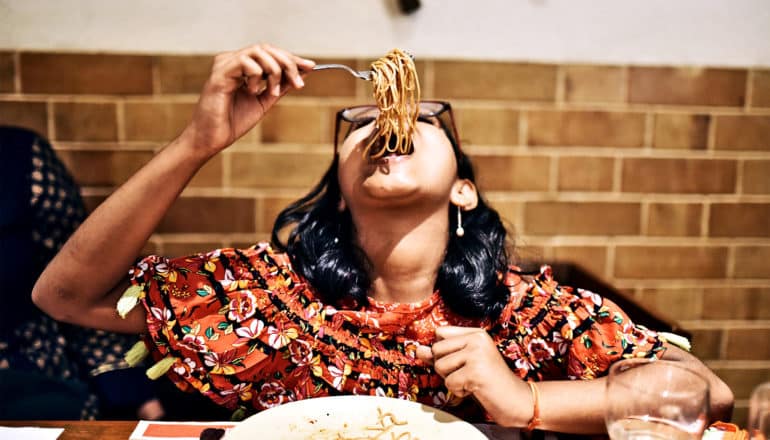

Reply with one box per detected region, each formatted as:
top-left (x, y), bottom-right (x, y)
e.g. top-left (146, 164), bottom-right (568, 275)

top-left (365, 49), bottom-right (421, 158)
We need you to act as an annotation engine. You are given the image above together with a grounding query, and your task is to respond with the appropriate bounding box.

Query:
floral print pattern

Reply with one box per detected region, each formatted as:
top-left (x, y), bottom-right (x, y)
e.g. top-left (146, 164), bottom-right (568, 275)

top-left (129, 243), bottom-right (666, 420)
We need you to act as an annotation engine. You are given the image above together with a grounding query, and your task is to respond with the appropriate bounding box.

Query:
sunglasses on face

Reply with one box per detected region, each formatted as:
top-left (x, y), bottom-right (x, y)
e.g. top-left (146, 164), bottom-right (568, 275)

top-left (333, 101), bottom-right (462, 156)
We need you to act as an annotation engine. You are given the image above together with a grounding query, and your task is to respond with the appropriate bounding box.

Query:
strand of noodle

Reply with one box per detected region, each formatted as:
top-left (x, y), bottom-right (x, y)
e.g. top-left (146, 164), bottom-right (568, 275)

top-left (365, 49), bottom-right (421, 158)
top-left (333, 408), bottom-right (417, 440)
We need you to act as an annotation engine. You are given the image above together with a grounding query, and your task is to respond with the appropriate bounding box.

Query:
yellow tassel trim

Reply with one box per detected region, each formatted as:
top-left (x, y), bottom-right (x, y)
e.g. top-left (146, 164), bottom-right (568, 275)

top-left (659, 332), bottom-right (692, 352)
top-left (146, 356), bottom-right (177, 380)
top-left (117, 284), bottom-right (144, 318)
top-left (124, 340), bottom-right (150, 367)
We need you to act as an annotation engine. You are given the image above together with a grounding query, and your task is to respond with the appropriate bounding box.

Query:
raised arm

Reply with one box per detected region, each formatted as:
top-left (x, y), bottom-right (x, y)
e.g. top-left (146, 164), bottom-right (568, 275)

top-left (32, 44), bottom-right (314, 334)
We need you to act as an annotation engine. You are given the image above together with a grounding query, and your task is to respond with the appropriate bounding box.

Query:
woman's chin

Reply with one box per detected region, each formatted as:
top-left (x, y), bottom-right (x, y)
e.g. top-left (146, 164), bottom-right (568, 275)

top-left (359, 175), bottom-right (420, 203)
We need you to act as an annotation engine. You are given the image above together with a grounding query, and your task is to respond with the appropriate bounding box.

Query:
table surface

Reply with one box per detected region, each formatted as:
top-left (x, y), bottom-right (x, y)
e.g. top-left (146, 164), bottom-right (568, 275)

top-left (0, 420), bottom-right (608, 440)
top-left (1, 421), bottom-right (137, 440)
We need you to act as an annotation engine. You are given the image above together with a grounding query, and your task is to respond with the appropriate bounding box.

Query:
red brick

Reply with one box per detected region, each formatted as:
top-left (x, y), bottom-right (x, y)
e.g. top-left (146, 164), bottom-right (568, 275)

top-left (454, 107), bottom-right (519, 146)
top-left (53, 102), bottom-right (117, 141)
top-left (557, 156), bottom-right (614, 191)
top-left (622, 158), bottom-right (736, 194)
top-left (652, 113), bottom-right (710, 150)
top-left (713, 368), bottom-right (770, 399)
top-left (473, 155), bottom-right (550, 191)
top-left (563, 65), bottom-right (624, 103)
top-left (0, 101), bottom-right (48, 136)
top-left (688, 328), bottom-right (722, 360)
top-left (550, 246), bottom-right (608, 277)
top-left (524, 202), bottom-right (640, 236)
top-left (157, 55), bottom-right (212, 94)
top-left (260, 104), bottom-right (325, 144)
top-left (527, 110), bottom-right (645, 148)
top-left (614, 246), bottom-right (728, 279)
top-left (434, 61), bottom-right (556, 101)
top-left (188, 154), bottom-right (223, 188)
top-left (229, 151), bottom-right (333, 189)
top-left (709, 203), bottom-right (770, 237)
top-left (743, 160), bottom-right (770, 194)
top-left (702, 287), bottom-right (770, 319)
top-left (714, 115), bottom-right (770, 151)
top-left (123, 102), bottom-right (195, 142)
top-left (733, 246), bottom-right (770, 278)
top-left (0, 52), bottom-right (14, 93)
top-left (637, 288), bottom-right (702, 320)
top-left (486, 200), bottom-right (523, 229)
top-left (629, 67), bottom-right (746, 107)
top-left (258, 196), bottom-right (299, 232)
top-left (751, 70), bottom-right (770, 108)
top-left (157, 197), bottom-right (255, 233)
top-left (647, 203), bottom-right (702, 236)
top-left (724, 328), bottom-right (770, 360)
top-left (57, 150), bottom-right (152, 186)
top-left (514, 246), bottom-right (546, 268)
top-left (20, 53), bottom-right (152, 95)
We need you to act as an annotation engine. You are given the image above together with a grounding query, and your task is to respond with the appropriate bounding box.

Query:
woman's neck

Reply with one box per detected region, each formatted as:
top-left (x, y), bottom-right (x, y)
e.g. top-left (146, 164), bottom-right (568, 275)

top-left (351, 205), bottom-right (449, 304)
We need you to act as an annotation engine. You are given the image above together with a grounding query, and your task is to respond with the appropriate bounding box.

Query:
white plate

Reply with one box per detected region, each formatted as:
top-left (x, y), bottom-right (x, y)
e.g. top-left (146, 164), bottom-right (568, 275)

top-left (225, 395), bottom-right (489, 440)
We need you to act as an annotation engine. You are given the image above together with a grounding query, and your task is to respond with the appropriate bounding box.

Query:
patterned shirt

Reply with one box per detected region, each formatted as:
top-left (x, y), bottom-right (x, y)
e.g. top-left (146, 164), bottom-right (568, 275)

top-left (129, 242), bottom-right (665, 420)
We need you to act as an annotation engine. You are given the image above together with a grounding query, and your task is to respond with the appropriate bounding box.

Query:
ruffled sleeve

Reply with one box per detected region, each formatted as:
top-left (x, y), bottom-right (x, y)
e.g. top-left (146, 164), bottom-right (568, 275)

top-left (494, 266), bottom-right (667, 381)
top-left (123, 243), bottom-right (317, 410)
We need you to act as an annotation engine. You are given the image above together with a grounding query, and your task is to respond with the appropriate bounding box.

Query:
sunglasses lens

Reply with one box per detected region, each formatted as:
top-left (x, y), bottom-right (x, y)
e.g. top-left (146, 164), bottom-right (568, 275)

top-left (334, 102), bottom-right (457, 151)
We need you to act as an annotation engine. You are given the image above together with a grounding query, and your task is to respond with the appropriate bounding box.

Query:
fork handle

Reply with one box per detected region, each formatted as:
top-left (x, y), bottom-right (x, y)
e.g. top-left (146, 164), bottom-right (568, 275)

top-left (312, 64), bottom-right (348, 71)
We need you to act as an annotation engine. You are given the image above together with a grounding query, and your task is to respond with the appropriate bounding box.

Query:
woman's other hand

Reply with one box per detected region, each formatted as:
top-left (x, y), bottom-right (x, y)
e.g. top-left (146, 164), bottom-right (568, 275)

top-left (180, 43), bottom-right (315, 158)
top-left (416, 326), bottom-right (533, 427)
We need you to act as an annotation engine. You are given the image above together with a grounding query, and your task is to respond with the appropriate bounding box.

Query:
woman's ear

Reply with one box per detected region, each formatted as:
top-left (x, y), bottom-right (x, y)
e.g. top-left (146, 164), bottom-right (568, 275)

top-left (338, 197), bottom-right (347, 212)
top-left (450, 179), bottom-right (478, 211)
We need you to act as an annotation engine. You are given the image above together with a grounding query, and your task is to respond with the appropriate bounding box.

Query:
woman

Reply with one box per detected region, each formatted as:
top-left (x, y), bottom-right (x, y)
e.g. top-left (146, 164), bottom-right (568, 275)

top-left (32, 44), bottom-right (733, 434)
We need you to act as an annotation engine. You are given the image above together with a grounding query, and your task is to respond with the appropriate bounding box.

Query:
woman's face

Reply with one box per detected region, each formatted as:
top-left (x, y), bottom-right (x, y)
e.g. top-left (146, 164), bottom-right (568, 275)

top-left (336, 118), bottom-right (459, 211)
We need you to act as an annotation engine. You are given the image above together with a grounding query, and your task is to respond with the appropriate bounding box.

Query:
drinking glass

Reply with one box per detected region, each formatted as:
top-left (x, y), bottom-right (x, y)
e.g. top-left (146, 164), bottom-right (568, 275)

top-left (605, 358), bottom-right (710, 440)
top-left (749, 382), bottom-right (770, 440)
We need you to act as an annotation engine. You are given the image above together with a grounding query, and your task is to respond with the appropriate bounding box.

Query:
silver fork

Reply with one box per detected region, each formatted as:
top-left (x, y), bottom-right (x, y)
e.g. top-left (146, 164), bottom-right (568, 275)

top-left (312, 63), bottom-right (373, 81)
top-left (312, 52), bottom-right (415, 81)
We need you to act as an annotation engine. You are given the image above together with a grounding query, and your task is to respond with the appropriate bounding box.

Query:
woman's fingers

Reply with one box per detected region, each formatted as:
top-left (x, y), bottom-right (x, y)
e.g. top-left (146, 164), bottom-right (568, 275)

top-left (444, 370), bottom-right (474, 398)
top-left (207, 44), bottom-right (314, 97)
top-left (427, 326), bottom-right (501, 398)
top-left (294, 54), bottom-right (316, 72)
top-left (431, 326), bottom-right (490, 358)
top-left (430, 334), bottom-right (468, 359)
top-left (263, 45), bottom-right (303, 89)
top-left (433, 349), bottom-right (467, 379)
top-left (236, 56), bottom-right (267, 95)
top-left (416, 345), bottom-right (434, 365)
top-left (244, 45), bottom-right (283, 96)
top-left (435, 325), bottom-right (483, 341)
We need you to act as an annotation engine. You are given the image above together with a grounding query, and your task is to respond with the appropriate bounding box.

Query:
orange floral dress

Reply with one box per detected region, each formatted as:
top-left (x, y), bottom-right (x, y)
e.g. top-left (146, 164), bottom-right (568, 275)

top-left (127, 242), bottom-right (666, 420)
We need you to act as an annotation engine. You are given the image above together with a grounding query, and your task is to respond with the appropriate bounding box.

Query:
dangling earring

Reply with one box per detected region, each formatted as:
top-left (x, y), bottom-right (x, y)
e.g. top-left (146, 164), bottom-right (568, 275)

top-left (455, 205), bottom-right (465, 237)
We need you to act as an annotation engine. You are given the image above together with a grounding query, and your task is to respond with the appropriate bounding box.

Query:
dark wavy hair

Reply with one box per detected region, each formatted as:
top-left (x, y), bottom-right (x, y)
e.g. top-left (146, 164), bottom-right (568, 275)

top-left (271, 124), bottom-right (513, 320)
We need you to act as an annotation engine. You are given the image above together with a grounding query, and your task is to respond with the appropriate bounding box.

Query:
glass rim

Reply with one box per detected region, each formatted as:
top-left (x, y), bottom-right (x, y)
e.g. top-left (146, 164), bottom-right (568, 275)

top-left (607, 358), bottom-right (710, 397)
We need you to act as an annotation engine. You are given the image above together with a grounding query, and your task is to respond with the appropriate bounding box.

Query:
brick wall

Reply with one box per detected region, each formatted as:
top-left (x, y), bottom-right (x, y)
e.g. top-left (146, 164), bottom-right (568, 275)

top-left (1, 52), bottom-right (768, 423)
